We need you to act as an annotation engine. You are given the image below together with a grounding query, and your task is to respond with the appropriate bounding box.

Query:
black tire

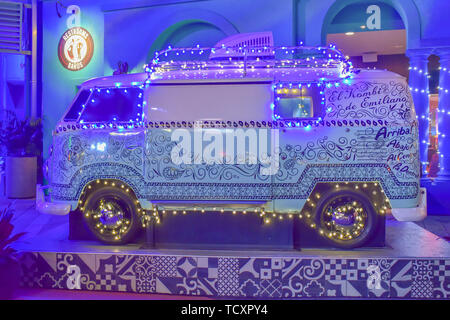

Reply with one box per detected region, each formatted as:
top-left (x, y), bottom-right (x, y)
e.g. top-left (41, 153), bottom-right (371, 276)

top-left (314, 188), bottom-right (378, 249)
top-left (82, 186), bottom-right (140, 244)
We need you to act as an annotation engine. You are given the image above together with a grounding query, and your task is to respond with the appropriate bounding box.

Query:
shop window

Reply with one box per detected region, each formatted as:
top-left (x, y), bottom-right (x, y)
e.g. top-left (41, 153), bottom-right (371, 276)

top-left (274, 84), bottom-right (322, 120)
top-left (78, 88), bottom-right (143, 123)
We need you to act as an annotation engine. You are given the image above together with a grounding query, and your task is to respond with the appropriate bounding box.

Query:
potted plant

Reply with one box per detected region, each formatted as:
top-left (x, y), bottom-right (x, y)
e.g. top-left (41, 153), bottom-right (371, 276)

top-left (0, 111), bottom-right (42, 198)
top-left (0, 204), bottom-right (26, 299)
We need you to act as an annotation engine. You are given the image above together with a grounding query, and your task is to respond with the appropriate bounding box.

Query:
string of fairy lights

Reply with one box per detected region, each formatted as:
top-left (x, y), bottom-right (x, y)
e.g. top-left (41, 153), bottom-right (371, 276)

top-left (78, 179), bottom-right (391, 242)
top-left (408, 64), bottom-right (435, 174)
top-left (54, 42), bottom-right (357, 138)
top-left (435, 65), bottom-right (450, 173)
top-left (145, 43), bottom-right (353, 76)
top-left (408, 63), bottom-right (449, 174)
top-left (54, 80), bottom-right (358, 136)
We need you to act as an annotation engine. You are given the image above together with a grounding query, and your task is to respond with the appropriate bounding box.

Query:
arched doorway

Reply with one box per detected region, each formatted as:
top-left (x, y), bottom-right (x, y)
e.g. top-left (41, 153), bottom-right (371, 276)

top-left (146, 9), bottom-right (239, 65)
top-left (147, 20), bottom-right (229, 63)
top-left (324, 2), bottom-right (407, 76)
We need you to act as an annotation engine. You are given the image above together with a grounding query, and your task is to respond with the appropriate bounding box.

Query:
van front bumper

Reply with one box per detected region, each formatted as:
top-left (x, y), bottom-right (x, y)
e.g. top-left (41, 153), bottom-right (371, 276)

top-left (36, 184), bottom-right (71, 215)
top-left (391, 187), bottom-right (427, 222)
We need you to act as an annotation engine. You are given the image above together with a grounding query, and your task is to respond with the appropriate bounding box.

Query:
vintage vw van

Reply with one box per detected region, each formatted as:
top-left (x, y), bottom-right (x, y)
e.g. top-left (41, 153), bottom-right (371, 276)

top-left (37, 33), bottom-right (426, 248)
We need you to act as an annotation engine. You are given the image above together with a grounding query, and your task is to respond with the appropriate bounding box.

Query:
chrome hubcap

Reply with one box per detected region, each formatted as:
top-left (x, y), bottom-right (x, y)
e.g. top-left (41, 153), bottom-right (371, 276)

top-left (321, 197), bottom-right (368, 241)
top-left (89, 197), bottom-right (131, 240)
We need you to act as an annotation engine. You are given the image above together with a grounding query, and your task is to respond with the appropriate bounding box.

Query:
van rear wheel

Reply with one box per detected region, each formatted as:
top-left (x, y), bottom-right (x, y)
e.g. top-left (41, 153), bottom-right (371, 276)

top-left (314, 189), bottom-right (378, 249)
top-left (82, 186), bottom-right (140, 244)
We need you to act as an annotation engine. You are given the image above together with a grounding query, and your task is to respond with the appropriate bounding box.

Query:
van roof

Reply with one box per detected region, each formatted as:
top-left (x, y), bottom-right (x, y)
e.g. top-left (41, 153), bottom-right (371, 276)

top-left (353, 68), bottom-right (405, 79)
top-left (80, 68), bottom-right (404, 89)
top-left (81, 73), bottom-right (149, 89)
top-left (81, 42), bottom-right (404, 88)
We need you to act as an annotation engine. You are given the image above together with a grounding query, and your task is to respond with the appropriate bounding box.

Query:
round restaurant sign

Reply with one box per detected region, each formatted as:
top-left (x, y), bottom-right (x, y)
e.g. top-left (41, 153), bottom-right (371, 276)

top-left (58, 27), bottom-right (94, 71)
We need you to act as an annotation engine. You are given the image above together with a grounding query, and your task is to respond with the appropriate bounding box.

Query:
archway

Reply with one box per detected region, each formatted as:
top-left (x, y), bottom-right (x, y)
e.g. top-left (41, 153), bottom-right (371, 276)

top-left (147, 20), bottom-right (228, 63)
top-left (320, 0), bottom-right (420, 49)
top-left (145, 9), bottom-right (239, 65)
top-left (323, 1), bottom-right (407, 75)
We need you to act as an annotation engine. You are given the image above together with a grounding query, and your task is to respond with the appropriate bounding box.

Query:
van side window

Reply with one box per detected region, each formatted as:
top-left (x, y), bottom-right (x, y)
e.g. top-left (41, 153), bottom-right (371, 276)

top-left (64, 90), bottom-right (91, 121)
top-left (274, 84), bottom-right (323, 120)
top-left (78, 88), bottom-right (143, 123)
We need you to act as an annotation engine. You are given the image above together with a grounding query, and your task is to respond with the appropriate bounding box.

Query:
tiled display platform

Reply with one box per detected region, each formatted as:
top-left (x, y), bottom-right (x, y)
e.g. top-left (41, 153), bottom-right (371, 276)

top-left (14, 219), bottom-right (450, 299)
top-left (17, 251), bottom-right (450, 298)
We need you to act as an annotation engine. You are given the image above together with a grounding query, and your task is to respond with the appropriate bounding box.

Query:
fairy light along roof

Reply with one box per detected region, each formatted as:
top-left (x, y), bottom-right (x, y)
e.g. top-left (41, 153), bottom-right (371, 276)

top-left (144, 44), bottom-right (354, 82)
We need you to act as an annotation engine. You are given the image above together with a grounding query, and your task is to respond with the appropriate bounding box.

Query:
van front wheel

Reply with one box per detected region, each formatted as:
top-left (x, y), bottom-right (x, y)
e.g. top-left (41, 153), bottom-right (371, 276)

top-left (82, 186), bottom-right (140, 244)
top-left (314, 190), bottom-right (378, 249)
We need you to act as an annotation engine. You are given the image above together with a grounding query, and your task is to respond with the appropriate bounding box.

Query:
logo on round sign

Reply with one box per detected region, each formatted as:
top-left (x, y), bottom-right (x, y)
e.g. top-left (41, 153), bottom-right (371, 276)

top-left (58, 27), bottom-right (94, 71)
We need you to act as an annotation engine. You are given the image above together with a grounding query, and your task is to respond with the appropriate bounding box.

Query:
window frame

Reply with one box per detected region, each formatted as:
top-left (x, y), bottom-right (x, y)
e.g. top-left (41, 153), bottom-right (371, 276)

top-left (62, 87), bottom-right (145, 124)
top-left (273, 82), bottom-right (325, 121)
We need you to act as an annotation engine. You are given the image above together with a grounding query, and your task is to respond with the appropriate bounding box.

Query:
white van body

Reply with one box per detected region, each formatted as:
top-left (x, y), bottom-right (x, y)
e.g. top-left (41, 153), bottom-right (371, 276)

top-left (37, 35), bottom-right (426, 247)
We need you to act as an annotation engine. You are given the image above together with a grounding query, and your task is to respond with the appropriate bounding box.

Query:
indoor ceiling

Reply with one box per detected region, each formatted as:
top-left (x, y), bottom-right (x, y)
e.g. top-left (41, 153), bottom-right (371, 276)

top-left (326, 29), bottom-right (406, 57)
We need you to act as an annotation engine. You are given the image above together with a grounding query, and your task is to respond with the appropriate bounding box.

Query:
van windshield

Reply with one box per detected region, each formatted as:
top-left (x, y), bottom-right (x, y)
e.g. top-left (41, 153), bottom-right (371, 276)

top-left (76, 87), bottom-right (144, 123)
top-left (63, 87), bottom-right (144, 123)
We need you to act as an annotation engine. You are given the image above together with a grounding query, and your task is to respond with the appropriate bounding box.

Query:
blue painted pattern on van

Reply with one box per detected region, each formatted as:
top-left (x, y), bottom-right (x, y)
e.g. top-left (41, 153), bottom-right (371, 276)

top-left (324, 80), bottom-right (414, 125)
top-left (50, 128), bottom-right (419, 205)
